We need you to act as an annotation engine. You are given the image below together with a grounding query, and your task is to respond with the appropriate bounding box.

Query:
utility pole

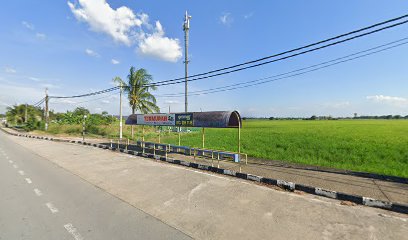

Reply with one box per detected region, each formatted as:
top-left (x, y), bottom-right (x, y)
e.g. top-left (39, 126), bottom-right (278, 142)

top-left (24, 103), bottom-right (28, 123)
top-left (183, 11), bottom-right (191, 113)
top-left (119, 82), bottom-right (123, 140)
top-left (82, 115), bottom-right (87, 142)
top-left (45, 88), bottom-right (49, 131)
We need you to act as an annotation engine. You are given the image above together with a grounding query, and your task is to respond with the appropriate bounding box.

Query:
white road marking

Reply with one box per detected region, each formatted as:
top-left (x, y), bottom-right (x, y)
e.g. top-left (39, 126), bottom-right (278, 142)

top-left (13, 164), bottom-right (18, 168)
top-left (25, 178), bottom-right (32, 184)
top-left (8, 160), bottom-right (13, 163)
top-left (34, 188), bottom-right (43, 196)
top-left (46, 202), bottom-right (59, 213)
top-left (5, 156), bottom-right (9, 159)
top-left (18, 170), bottom-right (25, 176)
top-left (64, 223), bottom-right (84, 240)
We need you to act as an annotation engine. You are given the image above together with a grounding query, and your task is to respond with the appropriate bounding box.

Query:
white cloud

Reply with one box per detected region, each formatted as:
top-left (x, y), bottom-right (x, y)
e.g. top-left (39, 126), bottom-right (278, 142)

top-left (243, 12), bottom-right (254, 19)
top-left (220, 12), bottom-right (233, 26)
top-left (22, 21), bottom-right (34, 30)
top-left (322, 101), bottom-right (351, 109)
top-left (68, 0), bottom-right (143, 45)
top-left (4, 67), bottom-right (16, 73)
top-left (138, 21), bottom-right (182, 62)
top-left (366, 95), bottom-right (408, 106)
top-left (164, 100), bottom-right (180, 104)
top-left (85, 48), bottom-right (99, 57)
top-left (101, 99), bottom-right (110, 104)
top-left (68, 0), bottom-right (182, 62)
top-left (41, 83), bottom-right (61, 89)
top-left (36, 33), bottom-right (46, 40)
top-left (57, 99), bottom-right (77, 104)
top-left (111, 59), bottom-right (120, 64)
top-left (29, 77), bottom-right (41, 82)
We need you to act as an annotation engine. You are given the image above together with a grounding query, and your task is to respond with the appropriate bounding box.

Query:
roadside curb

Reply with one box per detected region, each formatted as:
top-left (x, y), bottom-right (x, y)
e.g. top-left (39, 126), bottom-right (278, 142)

top-left (3, 128), bottom-right (407, 215)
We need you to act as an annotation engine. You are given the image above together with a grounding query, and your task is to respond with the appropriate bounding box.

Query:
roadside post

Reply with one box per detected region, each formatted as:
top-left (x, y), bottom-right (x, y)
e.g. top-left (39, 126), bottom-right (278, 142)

top-left (202, 128), bottom-right (205, 148)
top-left (158, 126), bottom-right (161, 143)
top-left (82, 115), bottom-right (87, 142)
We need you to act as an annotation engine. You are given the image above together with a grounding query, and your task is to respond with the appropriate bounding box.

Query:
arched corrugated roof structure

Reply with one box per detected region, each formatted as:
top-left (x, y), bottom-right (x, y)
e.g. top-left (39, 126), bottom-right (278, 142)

top-left (125, 111), bottom-right (241, 128)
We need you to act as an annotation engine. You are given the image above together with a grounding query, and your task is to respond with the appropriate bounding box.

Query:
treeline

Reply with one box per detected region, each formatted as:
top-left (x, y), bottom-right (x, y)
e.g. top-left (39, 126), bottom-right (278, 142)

top-left (242, 115), bottom-right (408, 121)
top-left (353, 115), bottom-right (408, 119)
top-left (4, 104), bottom-right (117, 131)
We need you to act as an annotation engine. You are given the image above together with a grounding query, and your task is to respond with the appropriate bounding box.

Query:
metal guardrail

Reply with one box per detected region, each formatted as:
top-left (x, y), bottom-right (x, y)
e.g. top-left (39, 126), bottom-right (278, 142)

top-left (190, 147), bottom-right (248, 171)
top-left (109, 138), bottom-right (248, 172)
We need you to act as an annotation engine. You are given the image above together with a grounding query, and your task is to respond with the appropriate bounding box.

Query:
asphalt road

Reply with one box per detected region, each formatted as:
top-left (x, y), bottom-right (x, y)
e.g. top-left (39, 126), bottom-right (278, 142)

top-left (1, 130), bottom-right (408, 240)
top-left (0, 132), bottom-right (192, 240)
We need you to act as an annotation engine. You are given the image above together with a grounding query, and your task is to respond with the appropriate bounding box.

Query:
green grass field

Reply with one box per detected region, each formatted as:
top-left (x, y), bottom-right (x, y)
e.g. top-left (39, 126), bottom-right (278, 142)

top-left (157, 120), bottom-right (408, 178)
top-left (38, 119), bottom-right (408, 178)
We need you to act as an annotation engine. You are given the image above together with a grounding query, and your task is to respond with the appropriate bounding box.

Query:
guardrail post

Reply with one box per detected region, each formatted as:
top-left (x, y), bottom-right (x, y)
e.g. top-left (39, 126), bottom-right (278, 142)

top-left (217, 152), bottom-right (220, 168)
top-left (202, 128), bottom-right (205, 148)
top-left (117, 139), bottom-right (120, 151)
top-left (158, 127), bottom-right (161, 143)
top-left (110, 139), bottom-right (113, 148)
top-left (153, 143), bottom-right (156, 157)
top-left (126, 138), bottom-right (129, 151)
top-left (142, 126), bottom-right (145, 142)
top-left (178, 127), bottom-right (181, 146)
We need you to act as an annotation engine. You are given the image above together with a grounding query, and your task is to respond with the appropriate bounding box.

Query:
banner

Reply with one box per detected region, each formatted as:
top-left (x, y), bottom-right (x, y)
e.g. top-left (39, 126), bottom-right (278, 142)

top-left (136, 114), bottom-right (175, 126)
top-left (175, 113), bottom-right (194, 127)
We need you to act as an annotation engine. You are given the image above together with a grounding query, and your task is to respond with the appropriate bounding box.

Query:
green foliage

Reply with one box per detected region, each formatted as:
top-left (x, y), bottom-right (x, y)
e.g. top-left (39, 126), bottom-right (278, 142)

top-left (159, 120), bottom-right (408, 178)
top-left (5, 104), bottom-right (44, 131)
top-left (55, 107), bottom-right (116, 125)
top-left (113, 66), bottom-right (160, 114)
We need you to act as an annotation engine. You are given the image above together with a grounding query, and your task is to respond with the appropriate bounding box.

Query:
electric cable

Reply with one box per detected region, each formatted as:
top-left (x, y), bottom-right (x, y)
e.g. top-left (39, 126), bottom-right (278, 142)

top-left (155, 38), bottom-right (408, 97)
top-left (147, 14), bottom-right (408, 86)
top-left (147, 19), bottom-right (408, 88)
top-left (45, 14), bottom-right (408, 98)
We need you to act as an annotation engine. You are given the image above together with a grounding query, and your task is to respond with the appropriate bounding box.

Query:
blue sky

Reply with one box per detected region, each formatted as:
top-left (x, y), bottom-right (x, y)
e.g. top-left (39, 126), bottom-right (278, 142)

top-left (1, 0), bottom-right (408, 117)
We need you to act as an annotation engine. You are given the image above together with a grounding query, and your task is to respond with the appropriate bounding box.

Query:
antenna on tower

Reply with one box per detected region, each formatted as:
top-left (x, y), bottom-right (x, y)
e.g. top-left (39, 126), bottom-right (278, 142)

top-left (183, 11), bottom-right (191, 113)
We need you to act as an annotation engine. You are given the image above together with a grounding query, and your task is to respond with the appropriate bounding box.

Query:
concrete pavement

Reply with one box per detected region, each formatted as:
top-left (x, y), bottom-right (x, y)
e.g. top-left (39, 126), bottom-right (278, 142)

top-left (0, 131), bottom-right (192, 240)
top-left (1, 131), bottom-right (407, 240)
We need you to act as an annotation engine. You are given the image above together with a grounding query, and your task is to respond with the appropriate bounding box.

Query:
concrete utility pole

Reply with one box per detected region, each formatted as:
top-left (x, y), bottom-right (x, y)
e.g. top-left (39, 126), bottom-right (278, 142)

top-left (24, 103), bottom-right (28, 123)
top-left (82, 115), bottom-right (87, 142)
top-left (45, 88), bottom-right (49, 131)
top-left (119, 82), bottom-right (123, 140)
top-left (183, 11), bottom-right (191, 113)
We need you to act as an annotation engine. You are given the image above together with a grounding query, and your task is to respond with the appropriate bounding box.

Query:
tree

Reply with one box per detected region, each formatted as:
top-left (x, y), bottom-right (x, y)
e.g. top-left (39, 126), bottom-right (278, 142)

top-left (113, 67), bottom-right (160, 138)
top-left (5, 104), bottom-right (43, 130)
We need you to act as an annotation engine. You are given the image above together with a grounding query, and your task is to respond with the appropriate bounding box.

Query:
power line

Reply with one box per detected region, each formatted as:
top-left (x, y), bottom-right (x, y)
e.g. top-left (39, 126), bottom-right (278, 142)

top-left (44, 14), bottom-right (408, 99)
top-left (51, 90), bottom-right (120, 105)
top-left (155, 37), bottom-right (408, 98)
top-left (33, 97), bottom-right (45, 107)
top-left (148, 19), bottom-right (408, 88)
top-left (49, 86), bottom-right (119, 99)
top-left (147, 14), bottom-right (408, 86)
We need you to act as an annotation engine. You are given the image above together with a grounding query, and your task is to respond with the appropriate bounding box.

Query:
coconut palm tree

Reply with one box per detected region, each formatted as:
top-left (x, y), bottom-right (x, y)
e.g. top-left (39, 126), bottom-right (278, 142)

top-left (113, 67), bottom-right (160, 138)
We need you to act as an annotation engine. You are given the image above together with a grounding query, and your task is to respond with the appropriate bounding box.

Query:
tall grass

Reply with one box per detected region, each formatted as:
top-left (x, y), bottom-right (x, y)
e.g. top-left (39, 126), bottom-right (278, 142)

top-left (37, 120), bottom-right (408, 177)
top-left (159, 120), bottom-right (408, 178)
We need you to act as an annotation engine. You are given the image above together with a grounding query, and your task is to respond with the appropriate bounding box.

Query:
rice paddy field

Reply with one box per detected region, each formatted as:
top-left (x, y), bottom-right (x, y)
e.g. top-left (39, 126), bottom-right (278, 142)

top-left (159, 120), bottom-right (408, 178)
top-left (38, 119), bottom-right (408, 178)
